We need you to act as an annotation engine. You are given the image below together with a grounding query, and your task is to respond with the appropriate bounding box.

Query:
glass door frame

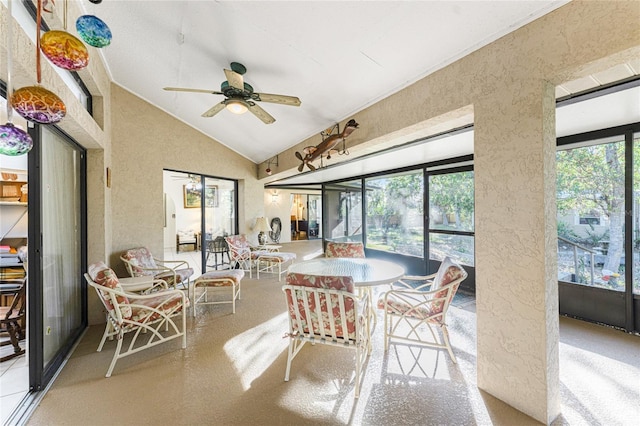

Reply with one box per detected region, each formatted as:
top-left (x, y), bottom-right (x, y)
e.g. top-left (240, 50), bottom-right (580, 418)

top-left (201, 175), bottom-right (238, 273)
top-left (557, 122), bottom-right (640, 332)
top-left (27, 123), bottom-right (88, 391)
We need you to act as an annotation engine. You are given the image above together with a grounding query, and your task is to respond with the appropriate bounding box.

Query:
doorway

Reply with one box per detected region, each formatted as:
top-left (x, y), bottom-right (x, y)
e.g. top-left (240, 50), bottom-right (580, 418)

top-left (290, 193), bottom-right (321, 241)
top-left (163, 170), bottom-right (238, 274)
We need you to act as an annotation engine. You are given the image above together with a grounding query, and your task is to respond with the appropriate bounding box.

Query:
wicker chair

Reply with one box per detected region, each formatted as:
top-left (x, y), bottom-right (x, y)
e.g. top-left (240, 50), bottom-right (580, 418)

top-left (85, 262), bottom-right (188, 377)
top-left (282, 272), bottom-right (373, 398)
top-left (120, 247), bottom-right (194, 289)
top-left (224, 235), bottom-right (270, 278)
top-left (377, 257), bottom-right (467, 362)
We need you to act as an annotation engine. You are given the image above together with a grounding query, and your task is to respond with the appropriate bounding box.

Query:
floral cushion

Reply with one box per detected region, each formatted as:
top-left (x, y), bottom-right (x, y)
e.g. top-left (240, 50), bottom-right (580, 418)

top-left (285, 272), bottom-right (357, 340)
top-left (257, 252), bottom-right (297, 263)
top-left (225, 235), bottom-right (253, 261)
top-left (156, 268), bottom-right (194, 286)
top-left (130, 292), bottom-right (187, 323)
top-left (195, 269), bottom-right (245, 287)
top-left (430, 257), bottom-right (466, 316)
top-left (88, 261), bottom-right (132, 319)
top-left (325, 241), bottom-right (365, 258)
top-left (377, 294), bottom-right (434, 321)
top-left (121, 247), bottom-right (158, 277)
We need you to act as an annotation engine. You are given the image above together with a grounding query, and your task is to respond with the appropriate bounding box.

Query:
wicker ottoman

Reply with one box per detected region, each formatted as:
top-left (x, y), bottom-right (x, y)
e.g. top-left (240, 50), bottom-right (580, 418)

top-left (192, 269), bottom-right (245, 315)
top-left (256, 252), bottom-right (296, 281)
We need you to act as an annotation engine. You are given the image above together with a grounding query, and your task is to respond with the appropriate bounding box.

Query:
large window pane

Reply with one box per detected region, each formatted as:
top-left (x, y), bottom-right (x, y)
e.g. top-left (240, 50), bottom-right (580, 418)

top-left (428, 170), bottom-right (474, 266)
top-left (429, 234), bottom-right (475, 266)
top-left (324, 180), bottom-right (362, 242)
top-left (429, 171), bottom-right (474, 232)
top-left (365, 170), bottom-right (424, 257)
top-left (557, 137), bottom-right (625, 291)
top-left (41, 127), bottom-right (83, 368)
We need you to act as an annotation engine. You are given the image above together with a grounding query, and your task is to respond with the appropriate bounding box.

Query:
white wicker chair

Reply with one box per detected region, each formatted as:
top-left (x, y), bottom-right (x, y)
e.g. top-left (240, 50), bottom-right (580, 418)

top-left (85, 262), bottom-right (188, 377)
top-left (224, 235), bottom-right (270, 278)
top-left (283, 272), bottom-right (373, 398)
top-left (377, 257), bottom-right (467, 363)
top-left (120, 247), bottom-right (194, 289)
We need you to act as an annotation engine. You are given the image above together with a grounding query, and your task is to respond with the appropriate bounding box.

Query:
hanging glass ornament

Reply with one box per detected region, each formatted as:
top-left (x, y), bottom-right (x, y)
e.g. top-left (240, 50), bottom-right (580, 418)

top-left (76, 15), bottom-right (112, 48)
top-left (40, 30), bottom-right (89, 70)
top-left (1, 0), bottom-right (34, 156)
top-left (11, 86), bottom-right (66, 124)
top-left (0, 123), bottom-right (33, 156)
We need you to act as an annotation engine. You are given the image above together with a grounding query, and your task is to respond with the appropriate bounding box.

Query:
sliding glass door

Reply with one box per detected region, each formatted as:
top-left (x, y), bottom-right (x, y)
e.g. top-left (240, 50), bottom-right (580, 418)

top-left (203, 176), bottom-right (236, 272)
top-left (29, 125), bottom-right (86, 390)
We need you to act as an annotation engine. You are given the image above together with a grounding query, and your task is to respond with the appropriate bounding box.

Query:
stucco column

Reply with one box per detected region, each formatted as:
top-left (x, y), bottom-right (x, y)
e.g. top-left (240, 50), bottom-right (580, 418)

top-left (474, 79), bottom-right (559, 424)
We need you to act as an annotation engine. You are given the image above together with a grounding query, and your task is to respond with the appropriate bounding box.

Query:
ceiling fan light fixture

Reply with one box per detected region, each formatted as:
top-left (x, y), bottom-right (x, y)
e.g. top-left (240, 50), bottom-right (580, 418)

top-left (226, 99), bottom-right (248, 115)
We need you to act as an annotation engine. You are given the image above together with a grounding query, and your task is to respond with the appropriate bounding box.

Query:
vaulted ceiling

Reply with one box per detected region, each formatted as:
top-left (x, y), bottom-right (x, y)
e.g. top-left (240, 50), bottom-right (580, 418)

top-left (85, 0), bottom-right (569, 164)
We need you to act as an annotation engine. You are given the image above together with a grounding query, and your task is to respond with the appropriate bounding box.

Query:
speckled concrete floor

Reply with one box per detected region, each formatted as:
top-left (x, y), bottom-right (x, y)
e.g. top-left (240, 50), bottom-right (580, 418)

top-left (24, 241), bottom-right (640, 425)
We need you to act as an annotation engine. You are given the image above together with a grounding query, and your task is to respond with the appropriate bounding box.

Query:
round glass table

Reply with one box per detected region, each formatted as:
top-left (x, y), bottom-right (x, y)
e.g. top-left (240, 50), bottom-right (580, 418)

top-left (287, 257), bottom-right (405, 287)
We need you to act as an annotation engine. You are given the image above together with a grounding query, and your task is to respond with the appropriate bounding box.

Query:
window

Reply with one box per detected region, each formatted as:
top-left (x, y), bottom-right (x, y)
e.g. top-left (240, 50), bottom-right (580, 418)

top-left (428, 170), bottom-right (475, 266)
top-left (324, 180), bottom-right (362, 242)
top-left (557, 137), bottom-right (625, 290)
top-left (365, 170), bottom-right (424, 257)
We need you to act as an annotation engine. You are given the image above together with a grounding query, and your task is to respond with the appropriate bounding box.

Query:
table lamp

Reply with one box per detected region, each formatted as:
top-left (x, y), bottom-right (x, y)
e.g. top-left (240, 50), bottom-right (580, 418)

top-left (255, 217), bottom-right (272, 245)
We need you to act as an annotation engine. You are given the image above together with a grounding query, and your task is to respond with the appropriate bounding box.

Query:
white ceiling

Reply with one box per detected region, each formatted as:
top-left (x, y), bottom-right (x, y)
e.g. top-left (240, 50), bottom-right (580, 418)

top-left (81, 0), bottom-right (570, 164)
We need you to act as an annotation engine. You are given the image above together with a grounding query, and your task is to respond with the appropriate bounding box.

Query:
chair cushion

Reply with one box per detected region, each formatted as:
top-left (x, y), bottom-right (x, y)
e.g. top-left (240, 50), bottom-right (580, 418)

top-left (121, 247), bottom-right (158, 277)
top-left (257, 252), bottom-right (296, 263)
top-left (285, 272), bottom-right (357, 339)
top-left (286, 272), bottom-right (354, 293)
top-left (431, 257), bottom-right (466, 314)
top-left (325, 241), bottom-right (365, 258)
top-left (225, 235), bottom-right (250, 250)
top-left (156, 268), bottom-right (194, 286)
top-left (195, 269), bottom-right (245, 287)
top-left (88, 261), bottom-right (132, 319)
top-left (377, 294), bottom-right (435, 321)
top-left (130, 292), bottom-right (187, 323)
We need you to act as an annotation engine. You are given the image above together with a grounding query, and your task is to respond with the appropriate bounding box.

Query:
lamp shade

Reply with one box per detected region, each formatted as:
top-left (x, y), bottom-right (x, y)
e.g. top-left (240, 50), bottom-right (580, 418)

top-left (255, 217), bottom-right (272, 233)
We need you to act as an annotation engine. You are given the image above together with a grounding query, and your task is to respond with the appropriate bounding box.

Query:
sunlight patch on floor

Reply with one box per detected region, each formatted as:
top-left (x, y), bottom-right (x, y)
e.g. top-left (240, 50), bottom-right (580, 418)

top-left (223, 312), bottom-right (289, 391)
top-left (560, 341), bottom-right (640, 424)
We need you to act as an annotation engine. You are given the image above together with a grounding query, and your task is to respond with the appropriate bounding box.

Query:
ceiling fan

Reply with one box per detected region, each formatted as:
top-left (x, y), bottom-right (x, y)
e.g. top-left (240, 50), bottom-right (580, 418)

top-left (163, 62), bottom-right (301, 124)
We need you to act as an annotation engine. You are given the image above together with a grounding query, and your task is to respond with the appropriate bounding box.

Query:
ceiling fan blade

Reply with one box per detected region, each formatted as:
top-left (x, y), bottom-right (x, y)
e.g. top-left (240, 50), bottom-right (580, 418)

top-left (298, 163), bottom-right (304, 172)
top-left (254, 92), bottom-right (301, 106)
top-left (224, 69), bottom-right (244, 91)
top-left (295, 151), bottom-right (303, 161)
top-left (307, 163), bottom-right (316, 171)
top-left (164, 87), bottom-right (224, 95)
top-left (201, 102), bottom-right (226, 118)
top-left (247, 102), bottom-right (276, 124)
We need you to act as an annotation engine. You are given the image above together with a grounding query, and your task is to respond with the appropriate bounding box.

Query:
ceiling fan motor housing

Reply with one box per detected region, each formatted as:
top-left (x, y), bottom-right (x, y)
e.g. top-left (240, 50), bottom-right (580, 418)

top-left (220, 81), bottom-right (254, 98)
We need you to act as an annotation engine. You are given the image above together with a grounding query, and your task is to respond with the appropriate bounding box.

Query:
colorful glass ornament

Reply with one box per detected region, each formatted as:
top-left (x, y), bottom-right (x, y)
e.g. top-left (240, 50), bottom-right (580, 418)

top-left (40, 30), bottom-right (89, 70)
top-left (76, 15), bottom-right (112, 48)
top-left (0, 123), bottom-right (33, 156)
top-left (11, 86), bottom-right (66, 124)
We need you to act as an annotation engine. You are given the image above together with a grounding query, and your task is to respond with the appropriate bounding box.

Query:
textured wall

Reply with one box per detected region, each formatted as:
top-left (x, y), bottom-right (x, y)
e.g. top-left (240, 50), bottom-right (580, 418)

top-left (475, 80), bottom-right (559, 423)
top-left (109, 85), bottom-right (261, 276)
